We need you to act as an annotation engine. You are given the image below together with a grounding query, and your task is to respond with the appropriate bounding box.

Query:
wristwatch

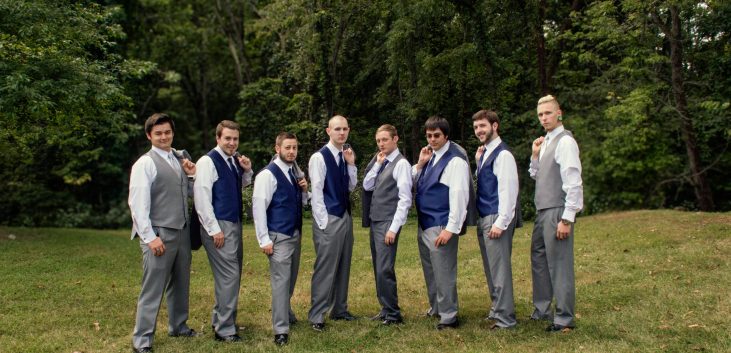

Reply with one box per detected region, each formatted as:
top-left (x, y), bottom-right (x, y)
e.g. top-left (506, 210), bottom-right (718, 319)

top-left (561, 218), bottom-right (573, 226)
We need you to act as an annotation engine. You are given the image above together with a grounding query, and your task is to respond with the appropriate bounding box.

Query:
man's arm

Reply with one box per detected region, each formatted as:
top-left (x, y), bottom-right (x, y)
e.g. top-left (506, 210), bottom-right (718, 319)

top-left (252, 170), bottom-right (275, 254)
top-left (493, 150), bottom-right (519, 230)
top-left (555, 137), bottom-right (583, 222)
top-left (193, 156), bottom-right (222, 236)
top-left (308, 152), bottom-right (328, 230)
top-left (442, 157), bottom-right (470, 235)
top-left (128, 156), bottom-right (157, 243)
top-left (389, 159), bottom-right (413, 234)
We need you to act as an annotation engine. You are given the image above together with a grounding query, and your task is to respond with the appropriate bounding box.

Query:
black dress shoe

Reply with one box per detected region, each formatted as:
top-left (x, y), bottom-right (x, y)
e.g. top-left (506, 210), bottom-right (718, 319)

top-left (169, 329), bottom-right (200, 337)
top-left (214, 332), bottom-right (243, 342)
top-left (381, 318), bottom-right (403, 326)
top-left (311, 323), bottom-right (326, 332)
top-left (289, 317), bottom-right (298, 325)
top-left (274, 334), bottom-right (289, 346)
top-left (331, 312), bottom-right (358, 321)
top-left (546, 323), bottom-right (574, 332)
top-left (436, 319), bottom-right (460, 330)
top-left (132, 347), bottom-right (153, 353)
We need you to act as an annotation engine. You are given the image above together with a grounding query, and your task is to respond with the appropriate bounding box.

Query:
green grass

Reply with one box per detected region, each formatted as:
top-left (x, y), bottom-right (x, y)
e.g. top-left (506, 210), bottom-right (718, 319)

top-left (1, 210), bottom-right (729, 352)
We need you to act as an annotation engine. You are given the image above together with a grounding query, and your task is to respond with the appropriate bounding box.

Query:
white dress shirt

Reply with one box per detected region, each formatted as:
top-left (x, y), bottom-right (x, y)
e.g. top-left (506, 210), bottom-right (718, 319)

top-left (362, 148), bottom-right (413, 233)
top-left (528, 125), bottom-right (584, 222)
top-left (308, 142), bottom-right (358, 230)
top-left (411, 141), bottom-right (470, 234)
top-left (252, 157), bottom-right (309, 248)
top-left (194, 146), bottom-right (253, 236)
top-left (128, 146), bottom-right (183, 244)
top-left (476, 137), bottom-right (519, 230)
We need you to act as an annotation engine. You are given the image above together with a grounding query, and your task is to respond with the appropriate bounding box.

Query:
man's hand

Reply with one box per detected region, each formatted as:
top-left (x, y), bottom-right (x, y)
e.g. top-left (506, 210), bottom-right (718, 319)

top-left (487, 225), bottom-right (504, 239)
top-left (148, 237), bottom-right (166, 256)
top-left (297, 177), bottom-right (308, 192)
top-left (237, 155), bottom-right (252, 172)
top-left (417, 146), bottom-right (433, 171)
top-left (261, 243), bottom-right (273, 256)
top-left (475, 145), bottom-right (485, 164)
top-left (376, 151), bottom-right (386, 165)
top-left (384, 230), bottom-right (397, 245)
top-left (531, 136), bottom-right (545, 160)
top-left (434, 229), bottom-right (454, 247)
top-left (343, 146), bottom-right (356, 165)
top-left (212, 232), bottom-right (225, 248)
top-left (181, 159), bottom-right (196, 176)
top-left (556, 222), bottom-right (571, 240)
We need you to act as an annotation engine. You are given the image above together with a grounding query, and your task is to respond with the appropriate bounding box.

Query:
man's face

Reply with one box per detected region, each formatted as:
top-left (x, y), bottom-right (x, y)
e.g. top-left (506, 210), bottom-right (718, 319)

top-left (147, 122), bottom-right (174, 152)
top-left (326, 117), bottom-right (350, 146)
top-left (426, 128), bottom-right (448, 151)
top-left (375, 131), bottom-right (398, 155)
top-left (216, 127), bottom-right (240, 156)
top-left (473, 118), bottom-right (496, 144)
top-left (275, 138), bottom-right (298, 163)
top-left (537, 101), bottom-right (562, 132)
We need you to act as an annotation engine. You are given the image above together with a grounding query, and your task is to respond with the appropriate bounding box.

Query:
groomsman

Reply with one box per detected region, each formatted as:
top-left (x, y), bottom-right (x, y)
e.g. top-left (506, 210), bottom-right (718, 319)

top-left (472, 110), bottom-right (521, 329)
top-left (252, 132), bottom-right (309, 345)
top-left (413, 116), bottom-right (471, 330)
top-left (194, 120), bottom-right (253, 342)
top-left (129, 113), bottom-right (198, 353)
top-left (308, 115), bottom-right (358, 331)
top-left (529, 95), bottom-right (583, 332)
top-left (362, 124), bottom-right (412, 325)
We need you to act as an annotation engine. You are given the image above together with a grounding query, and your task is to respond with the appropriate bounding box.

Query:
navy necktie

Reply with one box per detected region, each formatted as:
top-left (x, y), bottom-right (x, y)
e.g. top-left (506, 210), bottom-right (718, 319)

top-left (376, 159), bottom-right (390, 176)
top-left (288, 167), bottom-right (298, 189)
top-left (228, 157), bottom-right (237, 176)
top-left (478, 146), bottom-right (486, 173)
top-left (338, 151), bottom-right (347, 176)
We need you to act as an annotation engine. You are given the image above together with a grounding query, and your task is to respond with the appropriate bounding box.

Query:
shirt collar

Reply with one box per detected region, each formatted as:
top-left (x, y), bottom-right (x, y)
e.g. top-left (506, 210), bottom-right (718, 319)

top-left (546, 125), bottom-right (565, 140)
top-left (273, 155), bottom-right (293, 173)
top-left (214, 146), bottom-right (233, 161)
top-left (151, 146), bottom-right (173, 159)
top-left (433, 141), bottom-right (451, 161)
top-left (384, 148), bottom-right (401, 162)
top-left (326, 141), bottom-right (342, 156)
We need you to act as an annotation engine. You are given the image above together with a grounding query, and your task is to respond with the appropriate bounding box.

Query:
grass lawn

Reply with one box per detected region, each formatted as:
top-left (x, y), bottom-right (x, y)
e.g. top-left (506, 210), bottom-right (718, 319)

top-left (1, 210), bottom-right (729, 353)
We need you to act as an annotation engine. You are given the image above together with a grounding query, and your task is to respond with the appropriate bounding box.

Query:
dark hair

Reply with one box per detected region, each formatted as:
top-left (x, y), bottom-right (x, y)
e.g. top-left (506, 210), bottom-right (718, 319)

top-left (144, 113), bottom-right (175, 135)
top-left (275, 131), bottom-right (298, 146)
top-left (424, 116), bottom-right (450, 137)
top-left (216, 120), bottom-right (240, 137)
top-left (472, 110), bottom-right (500, 132)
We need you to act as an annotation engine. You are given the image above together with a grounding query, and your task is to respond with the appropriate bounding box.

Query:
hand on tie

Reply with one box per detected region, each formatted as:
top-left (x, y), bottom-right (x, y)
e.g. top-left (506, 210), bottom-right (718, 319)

top-left (417, 146), bottom-right (433, 171)
top-left (531, 136), bottom-right (545, 160)
top-left (475, 145), bottom-right (486, 164)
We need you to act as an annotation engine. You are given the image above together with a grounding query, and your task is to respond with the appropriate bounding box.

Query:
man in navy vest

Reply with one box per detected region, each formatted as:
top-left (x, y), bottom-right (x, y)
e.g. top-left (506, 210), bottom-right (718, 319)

top-left (361, 124), bottom-right (412, 325)
top-left (413, 116), bottom-right (470, 330)
top-left (472, 110), bottom-right (521, 329)
top-left (307, 115), bottom-right (358, 332)
top-left (129, 113), bottom-right (198, 353)
top-left (252, 132), bottom-right (309, 345)
top-left (529, 95), bottom-right (583, 332)
top-left (194, 120), bottom-right (253, 342)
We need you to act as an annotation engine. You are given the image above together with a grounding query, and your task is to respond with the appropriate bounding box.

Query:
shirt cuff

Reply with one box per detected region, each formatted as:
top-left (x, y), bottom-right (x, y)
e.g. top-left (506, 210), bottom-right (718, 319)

top-left (445, 224), bottom-right (461, 235)
top-left (493, 217), bottom-right (509, 230)
top-left (561, 209), bottom-right (577, 223)
top-left (206, 224), bottom-right (222, 236)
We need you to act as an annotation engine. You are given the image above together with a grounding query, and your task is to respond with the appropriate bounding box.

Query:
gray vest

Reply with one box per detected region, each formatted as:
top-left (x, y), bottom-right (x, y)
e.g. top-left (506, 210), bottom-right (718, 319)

top-left (147, 150), bottom-right (189, 229)
top-left (534, 130), bottom-right (572, 211)
top-left (368, 154), bottom-right (404, 222)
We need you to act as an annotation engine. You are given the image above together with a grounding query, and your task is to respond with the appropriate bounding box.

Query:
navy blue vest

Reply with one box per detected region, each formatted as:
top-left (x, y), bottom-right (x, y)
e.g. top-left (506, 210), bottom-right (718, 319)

top-left (476, 142), bottom-right (507, 217)
top-left (415, 148), bottom-right (456, 229)
top-left (320, 146), bottom-right (350, 217)
top-left (208, 149), bottom-right (243, 223)
top-left (264, 163), bottom-right (302, 236)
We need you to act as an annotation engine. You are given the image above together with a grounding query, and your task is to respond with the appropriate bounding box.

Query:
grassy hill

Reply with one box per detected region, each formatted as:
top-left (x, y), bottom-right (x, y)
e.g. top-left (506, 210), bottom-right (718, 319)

top-left (0, 210), bottom-right (729, 352)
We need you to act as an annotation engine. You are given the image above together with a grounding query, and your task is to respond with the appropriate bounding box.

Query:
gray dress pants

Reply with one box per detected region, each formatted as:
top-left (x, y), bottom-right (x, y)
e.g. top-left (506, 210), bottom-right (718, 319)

top-left (201, 220), bottom-right (243, 336)
top-left (308, 213), bottom-right (353, 324)
top-left (132, 226), bottom-right (192, 349)
top-left (418, 225), bottom-right (459, 325)
top-left (369, 220), bottom-right (401, 320)
top-left (530, 207), bottom-right (576, 327)
top-left (267, 230), bottom-right (301, 334)
top-left (477, 214), bottom-right (517, 327)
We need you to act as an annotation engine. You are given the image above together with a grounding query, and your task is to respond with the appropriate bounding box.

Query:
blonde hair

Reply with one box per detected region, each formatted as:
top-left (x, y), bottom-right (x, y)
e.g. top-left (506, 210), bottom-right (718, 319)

top-left (537, 94), bottom-right (560, 107)
top-left (376, 124), bottom-right (398, 138)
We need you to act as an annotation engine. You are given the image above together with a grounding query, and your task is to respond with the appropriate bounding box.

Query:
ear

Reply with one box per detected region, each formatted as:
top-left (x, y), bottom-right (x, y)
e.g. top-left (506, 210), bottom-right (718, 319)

top-left (393, 135), bottom-right (399, 143)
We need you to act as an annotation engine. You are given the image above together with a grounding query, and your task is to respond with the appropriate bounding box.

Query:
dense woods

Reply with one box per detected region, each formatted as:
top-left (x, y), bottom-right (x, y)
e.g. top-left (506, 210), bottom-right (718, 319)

top-left (1, 0), bottom-right (729, 227)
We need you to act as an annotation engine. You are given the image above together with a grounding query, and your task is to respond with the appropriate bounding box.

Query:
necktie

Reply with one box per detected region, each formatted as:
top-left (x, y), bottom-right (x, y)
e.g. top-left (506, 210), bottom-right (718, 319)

top-left (477, 145), bottom-right (486, 173)
top-left (288, 167), bottom-right (298, 188)
top-left (540, 135), bottom-right (549, 161)
top-left (423, 155), bottom-right (435, 176)
top-left (228, 157), bottom-right (237, 176)
top-left (376, 159), bottom-right (390, 176)
top-left (168, 153), bottom-right (181, 176)
top-left (338, 151), bottom-right (347, 176)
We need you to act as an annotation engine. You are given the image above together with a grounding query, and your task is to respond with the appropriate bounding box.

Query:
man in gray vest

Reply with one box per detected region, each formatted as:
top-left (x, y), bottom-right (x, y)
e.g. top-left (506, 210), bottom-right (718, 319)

top-left (529, 95), bottom-right (583, 332)
top-left (413, 116), bottom-right (471, 330)
top-left (128, 113), bottom-right (198, 353)
top-left (472, 110), bottom-right (521, 329)
top-left (362, 124), bottom-right (412, 325)
top-left (194, 120), bottom-right (253, 342)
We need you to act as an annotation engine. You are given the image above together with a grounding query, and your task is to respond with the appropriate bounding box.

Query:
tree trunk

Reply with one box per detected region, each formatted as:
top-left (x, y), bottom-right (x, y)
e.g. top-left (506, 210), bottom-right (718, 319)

top-left (536, 0), bottom-right (548, 95)
top-left (668, 6), bottom-right (714, 211)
